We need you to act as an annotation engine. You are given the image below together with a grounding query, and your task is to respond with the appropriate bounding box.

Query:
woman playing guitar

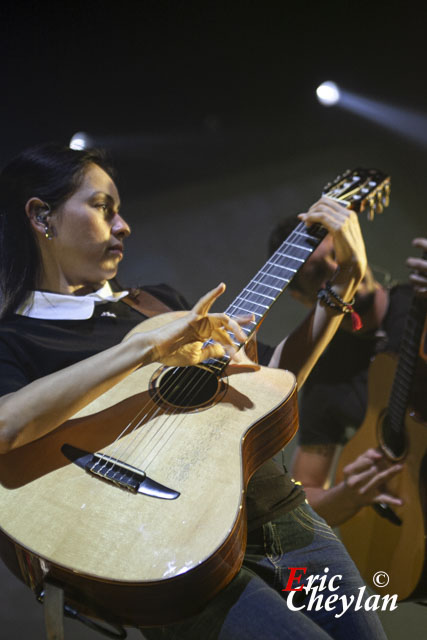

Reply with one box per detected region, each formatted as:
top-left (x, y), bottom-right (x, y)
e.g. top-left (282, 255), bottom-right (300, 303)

top-left (0, 144), bottom-right (387, 639)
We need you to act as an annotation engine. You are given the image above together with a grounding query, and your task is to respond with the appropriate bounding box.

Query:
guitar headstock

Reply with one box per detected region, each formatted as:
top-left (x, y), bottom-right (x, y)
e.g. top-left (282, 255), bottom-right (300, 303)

top-left (322, 168), bottom-right (391, 220)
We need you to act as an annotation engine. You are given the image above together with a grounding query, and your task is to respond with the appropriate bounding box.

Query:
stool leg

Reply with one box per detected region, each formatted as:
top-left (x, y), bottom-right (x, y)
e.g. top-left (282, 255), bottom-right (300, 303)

top-left (43, 582), bottom-right (64, 640)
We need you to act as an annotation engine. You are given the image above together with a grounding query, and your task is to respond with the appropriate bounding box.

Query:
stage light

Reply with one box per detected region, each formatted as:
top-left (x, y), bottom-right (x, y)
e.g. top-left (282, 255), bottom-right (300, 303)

top-left (316, 81), bottom-right (340, 106)
top-left (314, 80), bottom-right (427, 146)
top-left (69, 132), bottom-right (91, 150)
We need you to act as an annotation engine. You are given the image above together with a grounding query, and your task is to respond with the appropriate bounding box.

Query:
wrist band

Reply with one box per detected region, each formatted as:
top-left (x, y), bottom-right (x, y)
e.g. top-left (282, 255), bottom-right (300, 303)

top-left (317, 281), bottom-right (363, 331)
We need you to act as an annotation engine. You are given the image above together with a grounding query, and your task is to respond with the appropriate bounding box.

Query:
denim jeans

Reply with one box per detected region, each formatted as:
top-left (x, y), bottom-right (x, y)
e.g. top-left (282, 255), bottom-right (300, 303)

top-left (141, 503), bottom-right (387, 639)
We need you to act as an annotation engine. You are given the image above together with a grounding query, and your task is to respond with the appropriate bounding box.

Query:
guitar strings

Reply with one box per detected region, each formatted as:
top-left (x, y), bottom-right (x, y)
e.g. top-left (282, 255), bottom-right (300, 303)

top-left (127, 234), bottom-right (310, 468)
top-left (93, 210), bottom-right (328, 478)
top-left (108, 358), bottom-right (230, 477)
top-left (94, 363), bottom-right (236, 492)
top-left (106, 220), bottom-right (309, 471)
top-left (128, 180), bottom-right (367, 468)
top-left (93, 354), bottom-right (231, 479)
top-left (94, 177), bottom-right (377, 485)
top-left (93, 221), bottom-right (331, 483)
top-left (226, 223), bottom-right (321, 321)
top-left (92, 361), bottom-right (216, 472)
top-left (93, 297), bottom-right (257, 478)
top-left (92, 300), bottom-right (251, 475)
top-left (94, 251), bottom-right (285, 475)
top-left (110, 220), bottom-right (322, 477)
top-left (105, 215), bottom-right (356, 481)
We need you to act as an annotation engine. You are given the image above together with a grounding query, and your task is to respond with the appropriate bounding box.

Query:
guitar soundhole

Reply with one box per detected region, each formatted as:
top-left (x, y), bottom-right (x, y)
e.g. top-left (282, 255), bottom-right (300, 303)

top-left (150, 365), bottom-right (226, 411)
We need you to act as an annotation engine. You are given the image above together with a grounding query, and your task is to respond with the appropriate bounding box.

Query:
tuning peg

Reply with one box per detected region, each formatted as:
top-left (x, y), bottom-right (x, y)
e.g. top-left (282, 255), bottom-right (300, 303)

top-left (367, 198), bottom-right (376, 221)
top-left (376, 191), bottom-right (384, 214)
top-left (350, 194), bottom-right (363, 215)
top-left (383, 182), bottom-right (391, 207)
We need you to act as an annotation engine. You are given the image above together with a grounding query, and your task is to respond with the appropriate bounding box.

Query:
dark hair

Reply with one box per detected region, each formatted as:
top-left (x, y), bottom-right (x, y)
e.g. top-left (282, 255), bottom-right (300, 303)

top-left (268, 215), bottom-right (301, 291)
top-left (0, 144), bottom-right (115, 318)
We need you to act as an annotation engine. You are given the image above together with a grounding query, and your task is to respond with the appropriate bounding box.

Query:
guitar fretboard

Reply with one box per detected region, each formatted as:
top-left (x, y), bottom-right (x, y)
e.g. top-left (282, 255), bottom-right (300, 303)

top-left (204, 221), bottom-right (328, 375)
top-left (202, 166), bottom-right (390, 376)
top-left (226, 221), bottom-right (327, 334)
top-left (385, 290), bottom-right (427, 456)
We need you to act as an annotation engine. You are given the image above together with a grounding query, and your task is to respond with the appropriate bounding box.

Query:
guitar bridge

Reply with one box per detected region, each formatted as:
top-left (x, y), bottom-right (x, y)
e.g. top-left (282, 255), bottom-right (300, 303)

top-left (89, 453), bottom-right (146, 493)
top-left (61, 444), bottom-right (180, 500)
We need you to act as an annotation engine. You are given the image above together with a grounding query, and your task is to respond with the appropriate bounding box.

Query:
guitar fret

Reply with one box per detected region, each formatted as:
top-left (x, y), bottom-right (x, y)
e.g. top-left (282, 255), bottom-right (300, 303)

top-left (294, 228), bottom-right (326, 240)
top-left (204, 167), bottom-right (392, 390)
top-left (241, 288), bottom-right (276, 301)
top-left (229, 304), bottom-right (263, 316)
top-left (233, 298), bottom-right (270, 310)
top-left (398, 368), bottom-right (413, 382)
top-left (396, 361), bottom-right (413, 377)
top-left (258, 271), bottom-right (293, 283)
top-left (250, 278), bottom-right (282, 291)
top-left (283, 241), bottom-right (313, 252)
top-left (262, 263), bottom-right (298, 274)
top-left (400, 344), bottom-right (416, 358)
top-left (271, 252), bottom-right (306, 264)
top-left (292, 228), bottom-right (319, 238)
top-left (401, 333), bottom-right (418, 346)
top-left (394, 390), bottom-right (408, 404)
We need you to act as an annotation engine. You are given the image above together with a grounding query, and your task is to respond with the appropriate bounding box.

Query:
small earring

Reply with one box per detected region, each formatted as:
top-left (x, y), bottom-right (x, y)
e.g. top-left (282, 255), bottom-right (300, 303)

top-left (44, 224), bottom-right (54, 240)
top-left (36, 204), bottom-right (53, 239)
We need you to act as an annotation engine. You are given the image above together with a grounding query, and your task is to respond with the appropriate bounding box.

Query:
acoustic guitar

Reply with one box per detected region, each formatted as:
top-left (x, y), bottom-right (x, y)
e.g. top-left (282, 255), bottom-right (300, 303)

top-left (336, 279), bottom-right (427, 601)
top-left (0, 169), bottom-right (390, 626)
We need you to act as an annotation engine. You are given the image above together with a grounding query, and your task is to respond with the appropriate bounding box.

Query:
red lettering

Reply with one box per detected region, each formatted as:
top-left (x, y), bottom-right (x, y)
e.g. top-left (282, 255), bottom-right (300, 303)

top-left (283, 567), bottom-right (307, 591)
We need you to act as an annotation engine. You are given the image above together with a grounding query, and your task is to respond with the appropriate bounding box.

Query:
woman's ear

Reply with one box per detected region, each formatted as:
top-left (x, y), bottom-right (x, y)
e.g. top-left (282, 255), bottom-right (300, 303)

top-left (25, 198), bottom-right (52, 237)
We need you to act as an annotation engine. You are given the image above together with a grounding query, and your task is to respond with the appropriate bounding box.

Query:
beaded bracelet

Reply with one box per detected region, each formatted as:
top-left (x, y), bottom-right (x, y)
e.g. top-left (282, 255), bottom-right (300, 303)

top-left (317, 281), bottom-right (363, 331)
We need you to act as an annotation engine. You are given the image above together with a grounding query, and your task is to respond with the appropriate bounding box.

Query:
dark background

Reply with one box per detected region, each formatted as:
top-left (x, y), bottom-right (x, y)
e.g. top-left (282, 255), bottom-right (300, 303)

top-left (0, 1), bottom-right (426, 638)
top-left (2, 1), bottom-right (426, 299)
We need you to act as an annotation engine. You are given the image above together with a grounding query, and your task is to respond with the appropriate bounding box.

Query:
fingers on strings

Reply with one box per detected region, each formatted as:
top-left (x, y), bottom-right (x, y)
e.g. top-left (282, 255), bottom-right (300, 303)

top-left (193, 313), bottom-right (251, 346)
top-left (298, 197), bottom-right (353, 233)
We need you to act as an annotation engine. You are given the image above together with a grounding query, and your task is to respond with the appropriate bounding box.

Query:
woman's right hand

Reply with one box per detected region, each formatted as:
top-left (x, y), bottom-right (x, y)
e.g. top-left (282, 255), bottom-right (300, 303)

top-left (144, 283), bottom-right (253, 366)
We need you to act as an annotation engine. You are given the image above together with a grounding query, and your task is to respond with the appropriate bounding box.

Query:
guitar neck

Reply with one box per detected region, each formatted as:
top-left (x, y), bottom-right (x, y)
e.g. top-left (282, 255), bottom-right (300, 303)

top-left (203, 221), bottom-right (329, 377)
top-left (203, 167), bottom-right (390, 375)
top-left (225, 221), bottom-right (327, 339)
top-left (223, 168), bottom-right (390, 343)
top-left (385, 276), bottom-right (427, 456)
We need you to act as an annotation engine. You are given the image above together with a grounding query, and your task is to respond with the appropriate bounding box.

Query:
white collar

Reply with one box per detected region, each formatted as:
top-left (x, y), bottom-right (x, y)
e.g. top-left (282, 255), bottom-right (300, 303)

top-left (16, 282), bottom-right (129, 320)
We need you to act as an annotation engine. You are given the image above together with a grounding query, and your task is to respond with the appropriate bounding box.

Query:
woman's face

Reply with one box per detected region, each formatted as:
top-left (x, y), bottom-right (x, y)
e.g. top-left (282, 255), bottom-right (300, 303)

top-left (44, 163), bottom-right (131, 293)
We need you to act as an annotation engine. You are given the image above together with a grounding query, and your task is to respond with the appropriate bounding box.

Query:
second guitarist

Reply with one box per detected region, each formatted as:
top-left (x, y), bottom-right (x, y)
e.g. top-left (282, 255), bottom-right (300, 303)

top-left (288, 233), bottom-right (427, 527)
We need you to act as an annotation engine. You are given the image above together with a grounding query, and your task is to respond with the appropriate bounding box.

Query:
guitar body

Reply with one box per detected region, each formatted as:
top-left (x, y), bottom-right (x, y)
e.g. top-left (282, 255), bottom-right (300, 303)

top-left (336, 352), bottom-right (427, 601)
top-left (0, 312), bottom-right (298, 626)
